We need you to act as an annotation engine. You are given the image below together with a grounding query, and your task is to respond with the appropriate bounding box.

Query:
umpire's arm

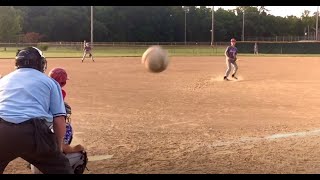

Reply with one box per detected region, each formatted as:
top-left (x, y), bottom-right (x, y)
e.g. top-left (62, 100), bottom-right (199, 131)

top-left (50, 80), bottom-right (67, 152)
top-left (53, 116), bottom-right (66, 152)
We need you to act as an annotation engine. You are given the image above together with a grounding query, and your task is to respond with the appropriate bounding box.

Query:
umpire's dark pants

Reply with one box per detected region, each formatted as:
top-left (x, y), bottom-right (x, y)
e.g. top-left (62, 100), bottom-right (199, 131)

top-left (0, 118), bottom-right (73, 174)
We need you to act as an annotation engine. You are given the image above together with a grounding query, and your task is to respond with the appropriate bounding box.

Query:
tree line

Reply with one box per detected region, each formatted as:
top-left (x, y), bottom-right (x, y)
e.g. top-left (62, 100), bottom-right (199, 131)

top-left (0, 6), bottom-right (318, 42)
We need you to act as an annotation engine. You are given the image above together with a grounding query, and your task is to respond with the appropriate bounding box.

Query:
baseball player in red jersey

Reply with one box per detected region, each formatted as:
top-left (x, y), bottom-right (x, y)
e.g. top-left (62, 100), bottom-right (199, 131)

top-left (81, 42), bottom-right (94, 63)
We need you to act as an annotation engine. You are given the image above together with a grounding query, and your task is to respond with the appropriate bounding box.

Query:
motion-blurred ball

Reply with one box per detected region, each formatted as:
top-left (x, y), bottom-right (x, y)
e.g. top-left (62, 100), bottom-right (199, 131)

top-left (141, 46), bottom-right (169, 73)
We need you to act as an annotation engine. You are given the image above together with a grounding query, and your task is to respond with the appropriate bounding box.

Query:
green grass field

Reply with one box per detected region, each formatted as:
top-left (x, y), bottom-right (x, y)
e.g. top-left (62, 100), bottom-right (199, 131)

top-left (0, 46), bottom-right (226, 58)
top-left (0, 46), bottom-right (320, 58)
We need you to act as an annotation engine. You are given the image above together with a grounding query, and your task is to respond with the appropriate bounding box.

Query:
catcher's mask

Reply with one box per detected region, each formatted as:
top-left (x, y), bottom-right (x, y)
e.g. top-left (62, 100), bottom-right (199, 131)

top-left (15, 47), bottom-right (47, 73)
top-left (65, 102), bottom-right (72, 123)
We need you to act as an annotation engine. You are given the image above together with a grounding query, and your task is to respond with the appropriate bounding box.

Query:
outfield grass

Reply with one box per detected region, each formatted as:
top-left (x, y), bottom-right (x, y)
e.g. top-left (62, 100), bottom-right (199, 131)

top-left (0, 46), bottom-right (320, 58)
top-left (0, 46), bottom-right (226, 58)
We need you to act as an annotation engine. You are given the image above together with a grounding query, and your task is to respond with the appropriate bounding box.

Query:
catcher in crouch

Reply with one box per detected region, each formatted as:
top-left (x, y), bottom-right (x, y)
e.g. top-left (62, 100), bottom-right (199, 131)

top-left (30, 68), bottom-right (88, 174)
top-left (82, 42), bottom-right (95, 63)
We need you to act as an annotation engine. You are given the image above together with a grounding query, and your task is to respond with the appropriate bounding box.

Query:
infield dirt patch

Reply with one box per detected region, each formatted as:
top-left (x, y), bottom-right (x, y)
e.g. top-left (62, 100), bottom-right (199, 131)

top-left (2, 56), bottom-right (320, 174)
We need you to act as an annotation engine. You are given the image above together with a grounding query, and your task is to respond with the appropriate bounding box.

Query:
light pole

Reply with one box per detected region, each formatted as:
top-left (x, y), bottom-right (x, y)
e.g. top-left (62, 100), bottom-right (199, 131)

top-left (316, 6), bottom-right (319, 41)
top-left (242, 10), bottom-right (245, 41)
top-left (308, 25), bottom-right (310, 40)
top-left (91, 6), bottom-right (93, 46)
top-left (211, 6), bottom-right (214, 45)
top-left (183, 6), bottom-right (189, 45)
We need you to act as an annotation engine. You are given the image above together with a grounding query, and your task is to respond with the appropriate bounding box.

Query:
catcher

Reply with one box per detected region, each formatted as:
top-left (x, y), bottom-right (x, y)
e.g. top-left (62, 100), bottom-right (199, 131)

top-left (81, 42), bottom-right (95, 63)
top-left (30, 68), bottom-right (88, 174)
top-left (223, 38), bottom-right (239, 81)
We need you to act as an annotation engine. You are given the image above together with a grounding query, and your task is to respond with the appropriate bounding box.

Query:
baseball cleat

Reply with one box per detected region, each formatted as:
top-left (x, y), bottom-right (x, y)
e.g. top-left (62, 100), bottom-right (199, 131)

top-left (232, 74), bottom-right (238, 80)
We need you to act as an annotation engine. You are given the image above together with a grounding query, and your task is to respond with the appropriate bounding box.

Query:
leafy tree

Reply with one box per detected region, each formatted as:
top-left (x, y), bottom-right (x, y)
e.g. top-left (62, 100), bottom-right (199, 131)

top-left (22, 32), bottom-right (44, 43)
top-left (9, 6), bottom-right (320, 42)
top-left (0, 6), bottom-right (22, 42)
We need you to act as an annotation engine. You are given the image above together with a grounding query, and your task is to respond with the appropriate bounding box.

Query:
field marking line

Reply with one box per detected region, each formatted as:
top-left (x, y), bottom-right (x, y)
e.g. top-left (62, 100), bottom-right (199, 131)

top-left (208, 129), bottom-right (320, 148)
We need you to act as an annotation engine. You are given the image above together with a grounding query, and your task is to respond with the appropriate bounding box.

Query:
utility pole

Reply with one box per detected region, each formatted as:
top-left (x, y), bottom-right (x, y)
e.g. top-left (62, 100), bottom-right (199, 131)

top-left (183, 6), bottom-right (189, 45)
top-left (211, 6), bottom-right (214, 45)
top-left (185, 10), bottom-right (187, 45)
top-left (242, 10), bottom-right (245, 41)
top-left (316, 6), bottom-right (319, 41)
top-left (308, 25), bottom-right (310, 40)
top-left (91, 6), bottom-right (93, 46)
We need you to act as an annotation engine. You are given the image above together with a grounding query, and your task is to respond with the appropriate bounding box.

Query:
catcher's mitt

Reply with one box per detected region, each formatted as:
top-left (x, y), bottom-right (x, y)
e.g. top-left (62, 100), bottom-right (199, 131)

top-left (65, 151), bottom-right (89, 174)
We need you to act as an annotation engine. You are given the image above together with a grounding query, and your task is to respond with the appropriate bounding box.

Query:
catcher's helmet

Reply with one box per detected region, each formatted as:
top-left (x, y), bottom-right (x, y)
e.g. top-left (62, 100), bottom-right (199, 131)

top-left (15, 47), bottom-right (47, 73)
top-left (48, 67), bottom-right (69, 87)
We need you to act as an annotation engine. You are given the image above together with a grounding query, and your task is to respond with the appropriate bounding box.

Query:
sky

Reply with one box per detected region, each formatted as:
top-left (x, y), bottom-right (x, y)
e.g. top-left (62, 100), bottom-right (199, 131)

top-left (214, 6), bottom-right (319, 17)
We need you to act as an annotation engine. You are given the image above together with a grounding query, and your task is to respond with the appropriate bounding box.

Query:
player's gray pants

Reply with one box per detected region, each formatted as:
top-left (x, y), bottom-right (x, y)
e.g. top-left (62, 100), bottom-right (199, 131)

top-left (82, 51), bottom-right (94, 61)
top-left (225, 58), bottom-right (238, 77)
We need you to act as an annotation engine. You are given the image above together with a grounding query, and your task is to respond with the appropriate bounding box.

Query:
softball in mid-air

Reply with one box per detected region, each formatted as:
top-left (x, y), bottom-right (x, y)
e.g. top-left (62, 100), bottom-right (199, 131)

top-left (141, 45), bottom-right (169, 73)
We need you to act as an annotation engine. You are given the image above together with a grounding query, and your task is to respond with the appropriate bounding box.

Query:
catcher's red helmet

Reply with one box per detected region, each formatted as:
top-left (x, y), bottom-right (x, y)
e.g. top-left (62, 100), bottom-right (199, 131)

top-left (48, 67), bottom-right (69, 87)
top-left (230, 38), bottom-right (236, 42)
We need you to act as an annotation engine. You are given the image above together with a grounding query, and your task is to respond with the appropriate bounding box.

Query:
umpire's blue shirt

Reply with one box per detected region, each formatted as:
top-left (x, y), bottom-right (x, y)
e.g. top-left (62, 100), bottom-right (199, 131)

top-left (0, 68), bottom-right (66, 124)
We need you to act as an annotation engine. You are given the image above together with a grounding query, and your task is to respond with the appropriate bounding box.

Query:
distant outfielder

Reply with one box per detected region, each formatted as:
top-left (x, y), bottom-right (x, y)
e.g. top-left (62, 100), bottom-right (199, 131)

top-left (254, 42), bottom-right (259, 55)
top-left (223, 38), bottom-right (238, 81)
top-left (81, 42), bottom-right (94, 63)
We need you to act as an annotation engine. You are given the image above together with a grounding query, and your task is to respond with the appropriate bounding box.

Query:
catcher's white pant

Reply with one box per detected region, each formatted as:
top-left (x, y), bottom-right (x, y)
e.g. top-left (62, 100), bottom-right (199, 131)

top-left (225, 58), bottom-right (238, 77)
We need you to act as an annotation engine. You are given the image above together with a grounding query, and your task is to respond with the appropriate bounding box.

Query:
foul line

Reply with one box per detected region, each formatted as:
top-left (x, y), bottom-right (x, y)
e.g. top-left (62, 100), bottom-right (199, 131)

top-left (209, 129), bottom-right (320, 148)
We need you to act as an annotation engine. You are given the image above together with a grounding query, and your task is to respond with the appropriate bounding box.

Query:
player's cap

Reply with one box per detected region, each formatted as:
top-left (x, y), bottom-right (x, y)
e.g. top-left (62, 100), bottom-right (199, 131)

top-left (230, 38), bottom-right (236, 42)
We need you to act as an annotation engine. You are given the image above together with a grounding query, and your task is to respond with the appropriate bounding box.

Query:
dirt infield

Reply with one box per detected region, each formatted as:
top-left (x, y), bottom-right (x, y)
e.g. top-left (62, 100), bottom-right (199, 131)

top-left (3, 56), bottom-right (320, 174)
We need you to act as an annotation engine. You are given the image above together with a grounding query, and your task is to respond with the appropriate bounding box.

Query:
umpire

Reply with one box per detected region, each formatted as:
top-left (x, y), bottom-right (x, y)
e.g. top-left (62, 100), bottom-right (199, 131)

top-left (0, 47), bottom-right (73, 174)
